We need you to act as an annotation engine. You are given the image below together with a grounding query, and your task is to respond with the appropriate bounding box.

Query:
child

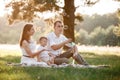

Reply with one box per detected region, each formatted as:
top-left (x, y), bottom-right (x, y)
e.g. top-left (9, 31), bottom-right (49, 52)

top-left (37, 37), bottom-right (55, 65)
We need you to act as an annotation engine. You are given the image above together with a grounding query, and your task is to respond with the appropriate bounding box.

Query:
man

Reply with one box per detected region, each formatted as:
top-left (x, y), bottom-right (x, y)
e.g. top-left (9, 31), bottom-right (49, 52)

top-left (47, 20), bottom-right (88, 65)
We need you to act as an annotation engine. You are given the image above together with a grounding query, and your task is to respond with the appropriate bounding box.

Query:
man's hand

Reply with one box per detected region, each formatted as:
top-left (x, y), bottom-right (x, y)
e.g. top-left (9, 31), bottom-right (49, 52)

top-left (51, 38), bottom-right (72, 50)
top-left (65, 38), bottom-right (72, 44)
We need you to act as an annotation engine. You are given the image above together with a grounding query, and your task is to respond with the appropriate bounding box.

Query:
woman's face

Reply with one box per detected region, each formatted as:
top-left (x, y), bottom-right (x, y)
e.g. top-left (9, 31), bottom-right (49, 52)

top-left (28, 27), bottom-right (35, 36)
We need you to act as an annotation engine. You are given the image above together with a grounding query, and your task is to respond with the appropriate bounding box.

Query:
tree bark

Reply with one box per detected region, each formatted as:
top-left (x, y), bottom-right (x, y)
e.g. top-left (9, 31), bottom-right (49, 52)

top-left (63, 0), bottom-right (75, 42)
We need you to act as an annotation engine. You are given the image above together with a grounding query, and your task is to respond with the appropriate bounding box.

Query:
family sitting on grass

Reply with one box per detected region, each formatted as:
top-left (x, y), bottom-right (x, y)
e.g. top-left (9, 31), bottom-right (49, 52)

top-left (20, 21), bottom-right (88, 67)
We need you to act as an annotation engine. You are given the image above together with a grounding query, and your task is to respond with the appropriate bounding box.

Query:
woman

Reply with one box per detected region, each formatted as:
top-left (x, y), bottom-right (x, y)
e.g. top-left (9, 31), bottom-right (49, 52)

top-left (20, 24), bottom-right (48, 66)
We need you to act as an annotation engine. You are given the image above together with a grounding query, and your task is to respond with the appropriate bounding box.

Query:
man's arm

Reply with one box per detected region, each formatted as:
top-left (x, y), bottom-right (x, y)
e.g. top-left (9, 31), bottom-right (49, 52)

top-left (51, 38), bottom-right (72, 50)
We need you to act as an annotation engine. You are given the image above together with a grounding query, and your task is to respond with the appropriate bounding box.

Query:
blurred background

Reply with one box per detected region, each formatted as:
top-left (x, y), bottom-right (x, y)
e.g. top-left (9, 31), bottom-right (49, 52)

top-left (0, 0), bottom-right (120, 46)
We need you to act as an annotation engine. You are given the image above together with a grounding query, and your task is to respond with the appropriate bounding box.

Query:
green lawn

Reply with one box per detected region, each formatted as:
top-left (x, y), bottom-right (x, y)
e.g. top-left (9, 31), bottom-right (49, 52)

top-left (0, 50), bottom-right (120, 80)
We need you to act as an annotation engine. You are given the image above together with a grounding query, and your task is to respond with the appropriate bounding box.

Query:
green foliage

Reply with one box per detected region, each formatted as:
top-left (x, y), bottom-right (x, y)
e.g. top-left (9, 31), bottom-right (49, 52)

top-left (76, 14), bottom-right (120, 33)
top-left (5, 0), bottom-right (59, 24)
top-left (75, 25), bottom-right (120, 46)
top-left (90, 26), bottom-right (107, 45)
top-left (75, 29), bottom-right (90, 45)
top-left (104, 26), bottom-right (120, 46)
top-left (113, 24), bottom-right (120, 36)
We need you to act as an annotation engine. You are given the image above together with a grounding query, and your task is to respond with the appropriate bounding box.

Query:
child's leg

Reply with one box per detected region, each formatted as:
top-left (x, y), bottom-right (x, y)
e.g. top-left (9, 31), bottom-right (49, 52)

top-left (47, 61), bottom-right (51, 65)
top-left (49, 57), bottom-right (54, 64)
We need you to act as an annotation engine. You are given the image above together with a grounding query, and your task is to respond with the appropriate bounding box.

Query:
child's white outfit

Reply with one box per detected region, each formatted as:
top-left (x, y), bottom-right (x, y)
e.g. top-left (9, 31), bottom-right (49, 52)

top-left (37, 45), bottom-right (50, 63)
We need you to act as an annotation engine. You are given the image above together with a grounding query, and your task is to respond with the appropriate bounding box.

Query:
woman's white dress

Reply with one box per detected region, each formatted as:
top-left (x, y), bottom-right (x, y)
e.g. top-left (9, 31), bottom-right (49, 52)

top-left (20, 40), bottom-right (48, 66)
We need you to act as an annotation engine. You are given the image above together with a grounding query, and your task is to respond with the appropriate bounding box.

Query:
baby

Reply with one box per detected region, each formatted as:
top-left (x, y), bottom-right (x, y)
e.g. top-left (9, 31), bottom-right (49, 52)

top-left (37, 37), bottom-right (54, 65)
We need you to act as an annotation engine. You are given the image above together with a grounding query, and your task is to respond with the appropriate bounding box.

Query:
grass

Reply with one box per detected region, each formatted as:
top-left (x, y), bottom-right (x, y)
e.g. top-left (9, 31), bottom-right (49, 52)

top-left (0, 46), bottom-right (120, 80)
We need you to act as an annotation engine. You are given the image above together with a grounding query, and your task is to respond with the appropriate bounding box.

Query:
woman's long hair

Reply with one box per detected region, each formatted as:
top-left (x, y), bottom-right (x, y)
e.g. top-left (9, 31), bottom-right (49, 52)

top-left (19, 24), bottom-right (33, 46)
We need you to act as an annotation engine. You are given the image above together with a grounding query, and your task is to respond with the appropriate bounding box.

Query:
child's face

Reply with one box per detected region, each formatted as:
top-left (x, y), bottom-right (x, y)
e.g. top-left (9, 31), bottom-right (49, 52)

top-left (40, 38), bottom-right (47, 47)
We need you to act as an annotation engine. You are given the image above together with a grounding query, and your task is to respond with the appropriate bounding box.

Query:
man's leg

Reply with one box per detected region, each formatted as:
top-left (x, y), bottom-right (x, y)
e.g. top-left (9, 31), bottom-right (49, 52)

top-left (55, 47), bottom-right (88, 65)
top-left (54, 48), bottom-right (73, 65)
top-left (54, 58), bottom-right (69, 65)
top-left (56, 48), bottom-right (73, 58)
top-left (73, 46), bottom-right (89, 65)
top-left (73, 53), bottom-right (88, 65)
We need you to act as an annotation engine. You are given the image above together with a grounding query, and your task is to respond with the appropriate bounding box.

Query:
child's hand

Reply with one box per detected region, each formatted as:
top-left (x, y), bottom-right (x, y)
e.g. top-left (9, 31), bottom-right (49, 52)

top-left (49, 57), bottom-right (54, 64)
top-left (41, 49), bottom-right (46, 52)
top-left (49, 53), bottom-right (55, 57)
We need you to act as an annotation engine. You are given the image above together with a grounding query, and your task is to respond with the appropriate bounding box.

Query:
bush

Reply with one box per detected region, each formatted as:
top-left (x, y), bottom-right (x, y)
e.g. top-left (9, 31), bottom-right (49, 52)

top-left (104, 26), bottom-right (120, 46)
top-left (75, 26), bottom-right (120, 46)
top-left (89, 26), bottom-right (106, 46)
top-left (75, 29), bottom-right (90, 45)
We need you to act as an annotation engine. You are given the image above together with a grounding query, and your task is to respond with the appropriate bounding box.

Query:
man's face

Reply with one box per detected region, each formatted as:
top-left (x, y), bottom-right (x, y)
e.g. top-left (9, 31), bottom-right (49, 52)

top-left (54, 22), bottom-right (63, 34)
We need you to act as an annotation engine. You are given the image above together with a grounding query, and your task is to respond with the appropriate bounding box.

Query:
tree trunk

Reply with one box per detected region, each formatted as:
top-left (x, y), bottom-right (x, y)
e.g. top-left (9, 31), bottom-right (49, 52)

top-left (63, 0), bottom-right (75, 42)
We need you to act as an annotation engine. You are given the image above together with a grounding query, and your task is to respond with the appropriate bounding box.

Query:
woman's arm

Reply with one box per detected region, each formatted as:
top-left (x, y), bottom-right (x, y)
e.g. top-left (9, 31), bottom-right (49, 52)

top-left (22, 40), bottom-right (44, 58)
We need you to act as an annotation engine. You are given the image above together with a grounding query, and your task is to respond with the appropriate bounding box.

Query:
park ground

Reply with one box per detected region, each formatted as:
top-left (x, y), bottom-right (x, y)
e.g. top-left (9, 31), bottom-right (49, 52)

top-left (0, 45), bottom-right (120, 80)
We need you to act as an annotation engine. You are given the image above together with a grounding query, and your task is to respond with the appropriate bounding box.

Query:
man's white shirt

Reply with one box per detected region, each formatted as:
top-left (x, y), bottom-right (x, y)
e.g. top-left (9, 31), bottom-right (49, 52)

top-left (47, 32), bottom-right (72, 56)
